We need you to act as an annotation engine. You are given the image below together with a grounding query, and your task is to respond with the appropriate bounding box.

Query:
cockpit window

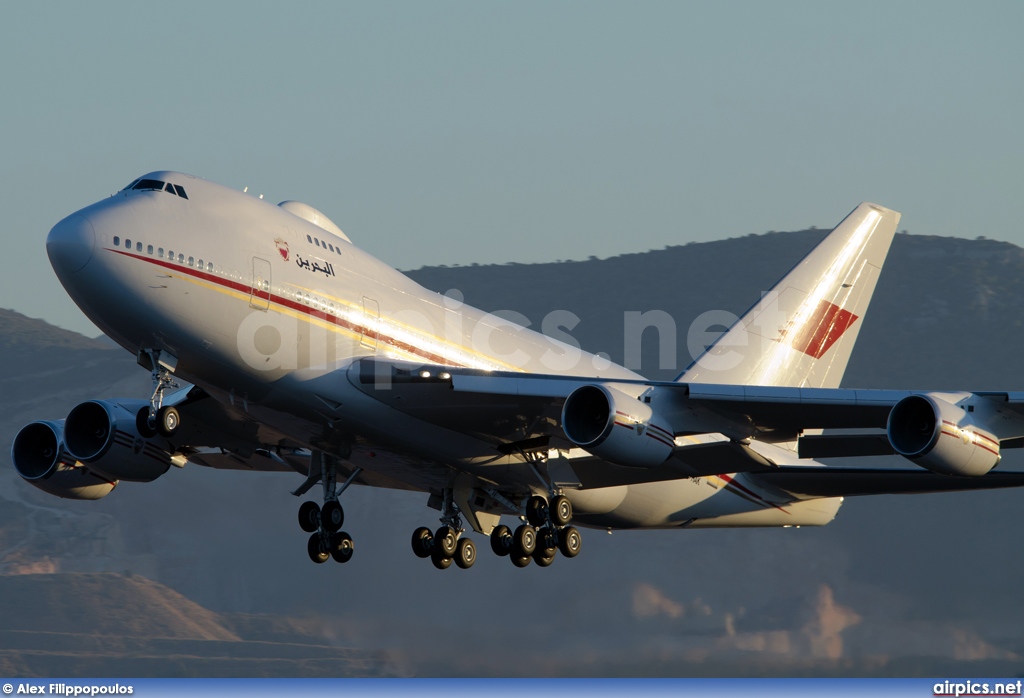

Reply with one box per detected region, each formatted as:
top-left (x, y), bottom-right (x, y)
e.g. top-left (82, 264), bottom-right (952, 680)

top-left (122, 179), bottom-right (140, 191)
top-left (128, 178), bottom-right (189, 199)
top-left (133, 179), bottom-right (165, 191)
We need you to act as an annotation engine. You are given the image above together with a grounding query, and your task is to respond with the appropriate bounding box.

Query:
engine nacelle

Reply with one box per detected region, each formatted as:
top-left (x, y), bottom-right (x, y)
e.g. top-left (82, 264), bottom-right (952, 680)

top-left (887, 394), bottom-right (1000, 477)
top-left (561, 385), bottom-right (674, 468)
top-left (63, 400), bottom-right (171, 482)
top-left (11, 420), bottom-right (117, 500)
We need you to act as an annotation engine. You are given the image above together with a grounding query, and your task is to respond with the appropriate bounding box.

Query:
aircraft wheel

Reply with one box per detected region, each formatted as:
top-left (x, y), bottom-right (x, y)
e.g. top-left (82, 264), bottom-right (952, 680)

top-left (330, 531), bottom-right (354, 563)
top-left (513, 524), bottom-right (537, 556)
top-left (533, 547), bottom-right (556, 567)
top-left (525, 496), bottom-right (549, 527)
top-left (434, 526), bottom-right (458, 557)
top-left (135, 407), bottom-right (158, 439)
top-left (550, 495), bottom-right (573, 526)
top-left (510, 554), bottom-right (532, 568)
top-left (558, 526), bottom-right (582, 558)
top-left (454, 537), bottom-right (476, 569)
top-left (489, 525), bottom-right (512, 556)
top-left (431, 549), bottom-right (452, 570)
top-left (411, 527), bottom-right (434, 558)
top-left (157, 406), bottom-right (180, 437)
top-left (307, 533), bottom-right (329, 564)
top-left (298, 501), bottom-right (321, 533)
top-left (321, 500), bottom-right (344, 533)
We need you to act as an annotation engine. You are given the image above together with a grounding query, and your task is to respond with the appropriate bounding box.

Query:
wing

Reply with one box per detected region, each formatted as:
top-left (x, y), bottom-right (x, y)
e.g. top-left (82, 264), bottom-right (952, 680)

top-left (350, 359), bottom-right (1024, 487)
top-left (752, 467), bottom-right (1024, 498)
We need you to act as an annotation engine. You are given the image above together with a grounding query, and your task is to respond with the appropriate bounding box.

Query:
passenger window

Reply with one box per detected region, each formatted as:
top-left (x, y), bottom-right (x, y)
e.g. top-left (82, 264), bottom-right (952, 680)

top-left (168, 250), bottom-right (174, 259)
top-left (328, 244), bottom-right (335, 253)
top-left (125, 239), bottom-right (132, 248)
top-left (306, 235), bottom-right (312, 243)
top-left (207, 262), bottom-right (213, 272)
top-left (178, 254), bottom-right (184, 263)
top-left (113, 236), bottom-right (120, 246)
top-left (188, 256), bottom-right (194, 267)
top-left (158, 248), bottom-right (164, 257)
top-left (136, 242), bottom-right (143, 252)
top-left (197, 259), bottom-right (204, 269)
top-left (314, 239), bottom-right (320, 247)
top-left (147, 245), bottom-right (154, 254)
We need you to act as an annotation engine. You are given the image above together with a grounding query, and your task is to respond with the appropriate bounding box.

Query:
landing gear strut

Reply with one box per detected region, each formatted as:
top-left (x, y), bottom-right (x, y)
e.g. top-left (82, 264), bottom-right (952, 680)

top-left (135, 349), bottom-right (181, 439)
top-left (410, 489), bottom-right (476, 571)
top-left (295, 452), bottom-right (361, 565)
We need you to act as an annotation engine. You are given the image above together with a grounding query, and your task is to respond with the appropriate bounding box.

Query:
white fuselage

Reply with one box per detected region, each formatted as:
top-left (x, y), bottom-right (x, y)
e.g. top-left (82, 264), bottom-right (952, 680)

top-left (46, 172), bottom-right (842, 529)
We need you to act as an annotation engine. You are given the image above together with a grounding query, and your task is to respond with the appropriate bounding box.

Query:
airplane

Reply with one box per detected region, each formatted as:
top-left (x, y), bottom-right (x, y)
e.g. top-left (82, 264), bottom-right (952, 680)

top-left (14, 171), bottom-right (1024, 571)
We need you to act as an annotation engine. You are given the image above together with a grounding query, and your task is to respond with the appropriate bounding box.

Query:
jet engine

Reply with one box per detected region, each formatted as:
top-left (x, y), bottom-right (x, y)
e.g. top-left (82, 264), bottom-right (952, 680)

top-left (887, 394), bottom-right (1000, 477)
top-left (11, 420), bottom-right (116, 500)
top-left (561, 385), bottom-right (675, 468)
top-left (62, 400), bottom-right (171, 482)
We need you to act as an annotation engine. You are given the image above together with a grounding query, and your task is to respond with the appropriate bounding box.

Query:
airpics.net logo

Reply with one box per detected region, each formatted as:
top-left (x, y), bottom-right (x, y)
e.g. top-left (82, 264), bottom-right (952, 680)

top-left (234, 287), bottom-right (858, 374)
top-left (934, 680), bottom-right (1023, 697)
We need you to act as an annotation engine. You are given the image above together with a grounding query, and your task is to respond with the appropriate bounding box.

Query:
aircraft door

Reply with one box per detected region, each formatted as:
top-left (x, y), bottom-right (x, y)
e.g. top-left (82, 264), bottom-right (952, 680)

top-left (250, 257), bottom-right (271, 311)
top-left (361, 297), bottom-right (379, 352)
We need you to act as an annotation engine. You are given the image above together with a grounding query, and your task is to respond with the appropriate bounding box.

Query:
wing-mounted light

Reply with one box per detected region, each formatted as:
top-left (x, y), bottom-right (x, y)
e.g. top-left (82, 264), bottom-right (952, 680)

top-left (63, 400), bottom-right (171, 482)
top-left (887, 394), bottom-right (1000, 477)
top-left (11, 420), bottom-right (117, 500)
top-left (561, 385), bottom-right (674, 468)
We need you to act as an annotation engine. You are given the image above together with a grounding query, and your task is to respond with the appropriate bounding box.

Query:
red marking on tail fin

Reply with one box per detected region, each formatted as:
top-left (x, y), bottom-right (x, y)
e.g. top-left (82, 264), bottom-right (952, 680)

top-left (791, 300), bottom-right (858, 359)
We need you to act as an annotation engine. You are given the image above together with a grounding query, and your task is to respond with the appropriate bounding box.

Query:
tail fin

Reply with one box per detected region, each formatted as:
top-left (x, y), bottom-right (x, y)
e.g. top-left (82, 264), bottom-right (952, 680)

top-left (678, 203), bottom-right (900, 388)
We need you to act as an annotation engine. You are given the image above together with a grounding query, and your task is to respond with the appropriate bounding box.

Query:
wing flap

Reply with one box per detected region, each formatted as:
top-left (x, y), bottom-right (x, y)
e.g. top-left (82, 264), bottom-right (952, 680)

top-left (754, 467), bottom-right (1024, 498)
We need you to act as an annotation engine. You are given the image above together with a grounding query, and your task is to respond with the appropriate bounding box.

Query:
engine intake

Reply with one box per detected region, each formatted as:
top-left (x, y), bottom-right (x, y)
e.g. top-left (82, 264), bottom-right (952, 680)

top-left (11, 420), bottom-right (117, 500)
top-left (62, 400), bottom-right (171, 482)
top-left (887, 394), bottom-right (1000, 477)
top-left (562, 385), bottom-right (674, 468)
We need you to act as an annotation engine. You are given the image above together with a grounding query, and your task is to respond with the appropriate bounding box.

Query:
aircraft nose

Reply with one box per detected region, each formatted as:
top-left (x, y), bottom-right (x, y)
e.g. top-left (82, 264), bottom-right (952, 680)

top-left (46, 213), bottom-right (96, 275)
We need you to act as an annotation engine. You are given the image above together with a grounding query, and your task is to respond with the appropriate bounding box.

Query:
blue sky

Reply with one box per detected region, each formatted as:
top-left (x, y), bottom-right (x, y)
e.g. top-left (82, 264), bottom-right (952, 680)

top-left (2, 1), bottom-right (1021, 336)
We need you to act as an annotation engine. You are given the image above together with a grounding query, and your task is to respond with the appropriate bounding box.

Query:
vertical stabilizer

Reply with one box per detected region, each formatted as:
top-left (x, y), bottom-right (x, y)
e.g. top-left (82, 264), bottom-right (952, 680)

top-left (678, 203), bottom-right (900, 388)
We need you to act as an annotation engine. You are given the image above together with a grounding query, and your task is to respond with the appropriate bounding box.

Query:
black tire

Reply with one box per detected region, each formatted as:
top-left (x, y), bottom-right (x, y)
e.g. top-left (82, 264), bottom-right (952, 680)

top-left (431, 549), bottom-right (452, 570)
top-left (513, 524), bottom-right (537, 556)
top-left (157, 405), bottom-right (180, 437)
top-left (411, 527), bottom-right (433, 558)
top-left (434, 526), bottom-right (458, 557)
top-left (559, 526), bottom-right (582, 558)
top-left (550, 495), bottom-right (573, 526)
top-left (489, 524), bottom-right (512, 557)
top-left (525, 495), bottom-right (549, 527)
top-left (135, 407), bottom-right (158, 439)
top-left (454, 537), bottom-right (476, 569)
top-left (533, 548), bottom-right (556, 567)
top-left (321, 500), bottom-right (344, 533)
top-left (330, 531), bottom-right (354, 563)
top-left (298, 501), bottom-right (321, 533)
top-left (307, 533), bottom-right (329, 564)
top-left (510, 554), bottom-right (532, 568)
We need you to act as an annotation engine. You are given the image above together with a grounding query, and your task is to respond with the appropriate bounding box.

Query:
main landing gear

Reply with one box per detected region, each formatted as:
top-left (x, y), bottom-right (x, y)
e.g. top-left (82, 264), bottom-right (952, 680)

top-left (409, 491), bottom-right (477, 570)
top-left (489, 494), bottom-right (581, 569)
top-left (295, 452), bottom-right (362, 565)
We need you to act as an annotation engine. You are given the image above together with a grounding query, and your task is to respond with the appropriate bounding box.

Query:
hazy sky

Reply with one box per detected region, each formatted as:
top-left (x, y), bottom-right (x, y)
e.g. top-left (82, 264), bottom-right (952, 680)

top-left (2, 1), bottom-right (1021, 336)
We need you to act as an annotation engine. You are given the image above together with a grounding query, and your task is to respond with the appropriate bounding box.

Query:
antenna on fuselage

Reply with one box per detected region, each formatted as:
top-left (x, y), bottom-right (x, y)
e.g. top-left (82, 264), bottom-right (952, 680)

top-left (243, 186), bottom-right (248, 193)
